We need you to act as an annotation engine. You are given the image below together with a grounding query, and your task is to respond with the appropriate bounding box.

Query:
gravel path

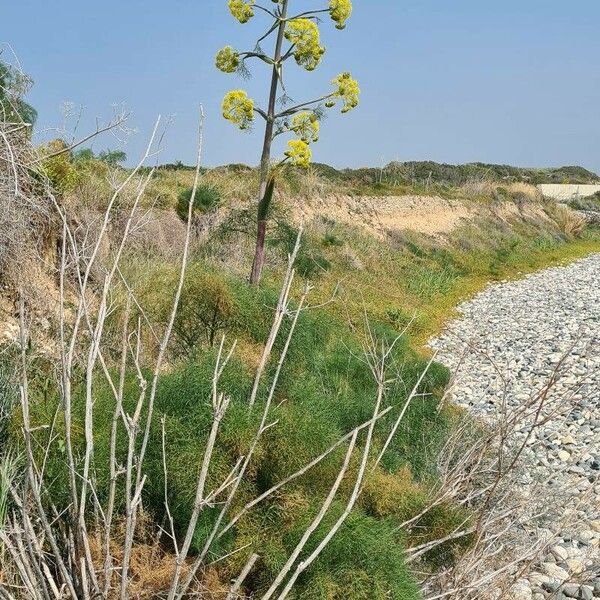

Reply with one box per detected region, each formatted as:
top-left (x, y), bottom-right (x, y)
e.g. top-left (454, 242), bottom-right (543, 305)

top-left (430, 254), bottom-right (600, 600)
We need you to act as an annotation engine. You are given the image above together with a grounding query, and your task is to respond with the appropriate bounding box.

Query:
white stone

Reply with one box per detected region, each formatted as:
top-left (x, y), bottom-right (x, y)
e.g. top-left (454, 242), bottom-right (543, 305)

top-left (541, 563), bottom-right (569, 581)
top-left (558, 449), bottom-right (571, 462)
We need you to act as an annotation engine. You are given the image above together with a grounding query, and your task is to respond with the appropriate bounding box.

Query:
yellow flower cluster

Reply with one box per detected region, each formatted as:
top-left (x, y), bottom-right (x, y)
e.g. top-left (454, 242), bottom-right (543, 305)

top-left (215, 46), bottom-right (240, 73)
top-left (228, 0), bottom-right (255, 23)
top-left (290, 111), bottom-right (320, 143)
top-left (328, 72), bottom-right (360, 113)
top-left (285, 139), bottom-right (312, 168)
top-left (330, 0), bottom-right (353, 29)
top-left (284, 18), bottom-right (325, 71)
top-left (222, 90), bottom-right (255, 130)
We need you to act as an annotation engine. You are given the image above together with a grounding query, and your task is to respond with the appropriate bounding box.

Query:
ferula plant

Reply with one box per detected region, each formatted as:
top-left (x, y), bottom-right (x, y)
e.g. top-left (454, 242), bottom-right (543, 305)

top-left (217, 0), bottom-right (360, 284)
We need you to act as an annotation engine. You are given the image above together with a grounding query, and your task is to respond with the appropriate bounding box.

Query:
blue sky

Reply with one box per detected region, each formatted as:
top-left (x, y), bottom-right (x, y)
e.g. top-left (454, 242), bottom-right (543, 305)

top-left (4, 0), bottom-right (600, 172)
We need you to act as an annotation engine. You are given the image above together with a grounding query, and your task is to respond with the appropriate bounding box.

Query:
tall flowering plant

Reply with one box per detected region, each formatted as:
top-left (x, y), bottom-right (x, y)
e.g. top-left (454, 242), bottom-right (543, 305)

top-left (217, 0), bottom-right (360, 284)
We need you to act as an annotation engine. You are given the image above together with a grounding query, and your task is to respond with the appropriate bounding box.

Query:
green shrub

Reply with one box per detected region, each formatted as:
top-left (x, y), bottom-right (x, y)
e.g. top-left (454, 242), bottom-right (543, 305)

top-left (27, 270), bottom-right (458, 598)
top-left (144, 266), bottom-right (239, 356)
top-left (176, 184), bottom-right (221, 221)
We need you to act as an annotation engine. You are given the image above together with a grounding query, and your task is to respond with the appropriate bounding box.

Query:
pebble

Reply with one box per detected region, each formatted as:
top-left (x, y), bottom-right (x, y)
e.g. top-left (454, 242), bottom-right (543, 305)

top-left (430, 254), bottom-right (600, 599)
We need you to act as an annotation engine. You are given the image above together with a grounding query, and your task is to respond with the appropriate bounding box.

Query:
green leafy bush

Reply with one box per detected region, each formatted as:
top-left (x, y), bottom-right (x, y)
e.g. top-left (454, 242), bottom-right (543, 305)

top-left (176, 185), bottom-right (221, 221)
top-left (26, 270), bottom-right (456, 598)
top-left (143, 265), bottom-right (239, 356)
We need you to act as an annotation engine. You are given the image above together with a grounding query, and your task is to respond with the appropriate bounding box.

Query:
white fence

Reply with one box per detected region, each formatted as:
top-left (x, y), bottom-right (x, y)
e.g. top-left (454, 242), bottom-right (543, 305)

top-left (538, 184), bottom-right (600, 201)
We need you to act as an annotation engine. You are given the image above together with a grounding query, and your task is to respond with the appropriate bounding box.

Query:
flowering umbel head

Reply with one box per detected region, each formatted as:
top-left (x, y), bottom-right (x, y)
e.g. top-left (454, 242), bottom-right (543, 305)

top-left (222, 90), bottom-right (255, 130)
top-left (329, 72), bottom-right (360, 113)
top-left (284, 19), bottom-right (325, 71)
top-left (285, 139), bottom-right (312, 168)
top-left (330, 0), bottom-right (353, 29)
top-left (290, 111), bottom-right (320, 143)
top-left (216, 46), bottom-right (240, 73)
top-left (228, 0), bottom-right (255, 23)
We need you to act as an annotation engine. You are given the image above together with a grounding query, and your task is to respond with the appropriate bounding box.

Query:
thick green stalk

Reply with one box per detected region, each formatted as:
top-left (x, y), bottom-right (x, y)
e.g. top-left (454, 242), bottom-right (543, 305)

top-left (249, 0), bottom-right (289, 285)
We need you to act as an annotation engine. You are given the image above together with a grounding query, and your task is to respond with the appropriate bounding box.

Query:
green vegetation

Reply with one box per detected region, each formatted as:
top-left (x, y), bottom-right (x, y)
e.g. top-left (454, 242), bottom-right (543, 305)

top-left (175, 184), bottom-right (221, 221)
top-left (3, 98), bottom-right (600, 596)
top-left (15, 153), bottom-right (600, 594)
top-left (0, 59), bottom-right (37, 124)
top-left (318, 160), bottom-right (600, 187)
top-left (25, 267), bottom-right (457, 598)
top-left (568, 191), bottom-right (600, 212)
top-left (74, 147), bottom-right (127, 165)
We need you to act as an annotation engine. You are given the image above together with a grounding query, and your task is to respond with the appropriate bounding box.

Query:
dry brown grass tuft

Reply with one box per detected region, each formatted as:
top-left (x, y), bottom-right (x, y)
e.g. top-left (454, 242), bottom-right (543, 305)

top-left (458, 180), bottom-right (497, 199)
top-left (506, 181), bottom-right (542, 202)
top-left (547, 203), bottom-right (587, 238)
top-left (88, 518), bottom-right (231, 599)
top-left (458, 180), bottom-right (543, 203)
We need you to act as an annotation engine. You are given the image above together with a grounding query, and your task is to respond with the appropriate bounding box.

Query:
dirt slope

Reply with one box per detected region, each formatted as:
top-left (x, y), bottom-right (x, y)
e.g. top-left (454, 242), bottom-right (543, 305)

top-left (290, 194), bottom-right (553, 238)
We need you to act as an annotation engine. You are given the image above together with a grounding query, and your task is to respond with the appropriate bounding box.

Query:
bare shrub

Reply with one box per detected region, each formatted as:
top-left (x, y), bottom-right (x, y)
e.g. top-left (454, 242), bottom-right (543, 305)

top-left (416, 343), bottom-right (586, 599)
top-left (0, 121), bottom-right (54, 310)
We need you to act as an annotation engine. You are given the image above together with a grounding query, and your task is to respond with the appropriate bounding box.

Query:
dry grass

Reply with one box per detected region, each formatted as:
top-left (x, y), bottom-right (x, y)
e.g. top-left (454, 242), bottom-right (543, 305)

top-left (458, 180), bottom-right (497, 199)
top-left (507, 181), bottom-right (543, 201)
top-left (458, 179), bottom-right (542, 203)
top-left (547, 203), bottom-right (587, 238)
top-left (87, 518), bottom-right (231, 600)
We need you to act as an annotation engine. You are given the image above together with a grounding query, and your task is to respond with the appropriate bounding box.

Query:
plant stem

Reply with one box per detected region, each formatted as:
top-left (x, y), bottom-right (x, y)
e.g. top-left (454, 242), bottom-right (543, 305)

top-left (249, 0), bottom-right (289, 285)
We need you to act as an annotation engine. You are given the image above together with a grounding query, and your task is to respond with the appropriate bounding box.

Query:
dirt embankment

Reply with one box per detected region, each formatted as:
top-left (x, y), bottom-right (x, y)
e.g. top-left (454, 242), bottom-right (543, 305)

top-left (290, 194), bottom-right (554, 238)
top-left (0, 191), bottom-right (569, 346)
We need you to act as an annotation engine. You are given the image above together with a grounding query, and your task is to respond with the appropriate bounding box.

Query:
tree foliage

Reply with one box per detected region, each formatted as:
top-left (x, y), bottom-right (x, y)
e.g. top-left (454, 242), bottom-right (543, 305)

top-left (0, 59), bottom-right (37, 125)
top-left (74, 147), bottom-right (127, 165)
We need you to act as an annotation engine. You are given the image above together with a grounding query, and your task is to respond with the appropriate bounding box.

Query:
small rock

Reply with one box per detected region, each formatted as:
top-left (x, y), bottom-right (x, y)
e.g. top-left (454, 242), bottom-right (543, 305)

top-left (541, 563), bottom-right (569, 582)
top-left (578, 585), bottom-right (593, 600)
top-left (510, 581), bottom-right (533, 600)
top-left (558, 450), bottom-right (572, 462)
top-left (561, 583), bottom-right (580, 598)
top-left (565, 558), bottom-right (585, 574)
top-left (551, 545), bottom-right (570, 561)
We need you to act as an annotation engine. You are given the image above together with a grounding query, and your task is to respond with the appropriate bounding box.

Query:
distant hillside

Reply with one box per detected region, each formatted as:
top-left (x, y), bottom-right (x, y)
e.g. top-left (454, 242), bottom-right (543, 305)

top-left (155, 160), bottom-right (600, 189)
top-left (310, 161), bottom-right (600, 187)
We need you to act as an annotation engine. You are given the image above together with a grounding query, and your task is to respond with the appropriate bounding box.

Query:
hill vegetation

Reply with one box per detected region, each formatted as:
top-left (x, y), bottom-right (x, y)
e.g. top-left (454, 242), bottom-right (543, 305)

top-left (141, 160), bottom-right (600, 209)
top-left (156, 160), bottom-right (600, 186)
